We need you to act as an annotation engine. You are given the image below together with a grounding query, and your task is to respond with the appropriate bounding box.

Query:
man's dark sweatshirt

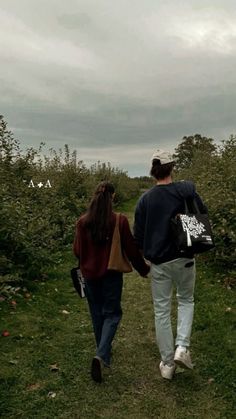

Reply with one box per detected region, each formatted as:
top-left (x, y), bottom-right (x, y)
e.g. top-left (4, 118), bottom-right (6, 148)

top-left (133, 181), bottom-right (207, 265)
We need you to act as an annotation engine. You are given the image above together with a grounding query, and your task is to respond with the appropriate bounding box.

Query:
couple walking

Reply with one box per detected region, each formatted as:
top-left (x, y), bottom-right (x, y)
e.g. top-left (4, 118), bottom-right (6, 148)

top-left (73, 150), bottom-right (207, 382)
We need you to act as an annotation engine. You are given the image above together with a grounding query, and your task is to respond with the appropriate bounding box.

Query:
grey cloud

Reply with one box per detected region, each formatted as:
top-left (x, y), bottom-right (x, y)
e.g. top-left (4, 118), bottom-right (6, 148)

top-left (57, 13), bottom-right (92, 30)
top-left (4, 89), bottom-right (234, 150)
top-left (0, 0), bottom-right (236, 176)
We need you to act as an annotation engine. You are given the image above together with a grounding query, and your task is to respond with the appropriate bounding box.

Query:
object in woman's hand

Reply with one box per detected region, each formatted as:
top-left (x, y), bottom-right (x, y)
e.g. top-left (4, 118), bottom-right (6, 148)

top-left (70, 267), bottom-right (86, 298)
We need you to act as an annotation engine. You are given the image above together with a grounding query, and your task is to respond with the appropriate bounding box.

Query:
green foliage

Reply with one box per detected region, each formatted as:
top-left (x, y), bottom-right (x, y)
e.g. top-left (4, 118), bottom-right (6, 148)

top-left (88, 161), bottom-right (139, 204)
top-left (0, 117), bottom-right (139, 283)
top-left (0, 123), bottom-right (64, 281)
top-left (132, 175), bottom-right (154, 192)
top-left (173, 134), bottom-right (217, 169)
top-left (1, 114), bottom-right (235, 280)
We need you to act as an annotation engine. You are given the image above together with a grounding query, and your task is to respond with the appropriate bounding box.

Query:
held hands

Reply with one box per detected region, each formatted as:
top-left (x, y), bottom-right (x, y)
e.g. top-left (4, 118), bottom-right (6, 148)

top-left (142, 260), bottom-right (151, 278)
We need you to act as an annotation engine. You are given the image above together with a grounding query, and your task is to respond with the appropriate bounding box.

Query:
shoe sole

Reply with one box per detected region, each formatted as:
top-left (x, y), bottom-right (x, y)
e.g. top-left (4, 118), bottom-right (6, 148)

top-left (174, 358), bottom-right (193, 370)
top-left (91, 357), bottom-right (102, 383)
top-left (160, 372), bottom-right (175, 380)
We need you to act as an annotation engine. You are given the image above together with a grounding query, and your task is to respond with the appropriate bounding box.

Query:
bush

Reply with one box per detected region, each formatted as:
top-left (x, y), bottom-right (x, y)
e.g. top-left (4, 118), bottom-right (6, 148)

top-left (0, 117), bottom-right (139, 282)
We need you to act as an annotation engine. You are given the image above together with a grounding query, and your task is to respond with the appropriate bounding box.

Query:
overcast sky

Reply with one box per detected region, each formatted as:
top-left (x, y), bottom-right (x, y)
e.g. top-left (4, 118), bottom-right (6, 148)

top-left (1, 0), bottom-right (235, 176)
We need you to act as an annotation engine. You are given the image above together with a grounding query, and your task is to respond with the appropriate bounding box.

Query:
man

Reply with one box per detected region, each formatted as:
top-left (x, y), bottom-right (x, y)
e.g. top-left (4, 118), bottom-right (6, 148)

top-left (134, 150), bottom-right (207, 380)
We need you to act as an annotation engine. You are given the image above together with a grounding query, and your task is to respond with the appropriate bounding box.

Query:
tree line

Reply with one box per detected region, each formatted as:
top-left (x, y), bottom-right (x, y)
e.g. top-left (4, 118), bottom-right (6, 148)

top-left (0, 116), bottom-right (235, 284)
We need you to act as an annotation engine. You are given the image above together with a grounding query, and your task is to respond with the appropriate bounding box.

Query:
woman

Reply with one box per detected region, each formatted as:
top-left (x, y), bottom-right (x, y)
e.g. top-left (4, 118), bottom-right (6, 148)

top-left (73, 181), bottom-right (149, 383)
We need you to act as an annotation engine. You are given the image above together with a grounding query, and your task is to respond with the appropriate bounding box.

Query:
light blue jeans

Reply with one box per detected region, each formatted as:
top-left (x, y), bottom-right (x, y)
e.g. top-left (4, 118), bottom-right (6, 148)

top-left (151, 258), bottom-right (196, 364)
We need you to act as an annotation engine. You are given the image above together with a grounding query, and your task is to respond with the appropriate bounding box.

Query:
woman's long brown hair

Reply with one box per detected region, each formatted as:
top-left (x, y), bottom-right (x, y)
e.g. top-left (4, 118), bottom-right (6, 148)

top-left (83, 181), bottom-right (115, 243)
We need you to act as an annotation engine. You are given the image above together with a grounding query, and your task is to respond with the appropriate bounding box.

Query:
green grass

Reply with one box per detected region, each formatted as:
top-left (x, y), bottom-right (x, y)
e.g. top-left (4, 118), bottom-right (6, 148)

top-left (0, 204), bottom-right (235, 418)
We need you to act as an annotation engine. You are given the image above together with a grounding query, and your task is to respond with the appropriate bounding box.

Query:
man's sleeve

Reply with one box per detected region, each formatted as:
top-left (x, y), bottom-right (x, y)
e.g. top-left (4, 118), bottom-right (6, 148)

top-left (120, 215), bottom-right (149, 277)
top-left (133, 196), bottom-right (146, 251)
top-left (194, 192), bottom-right (208, 214)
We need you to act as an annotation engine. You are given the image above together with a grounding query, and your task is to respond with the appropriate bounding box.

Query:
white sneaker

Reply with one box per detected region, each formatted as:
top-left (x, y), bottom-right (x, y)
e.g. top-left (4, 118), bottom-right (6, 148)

top-left (159, 361), bottom-right (176, 380)
top-left (174, 346), bottom-right (193, 369)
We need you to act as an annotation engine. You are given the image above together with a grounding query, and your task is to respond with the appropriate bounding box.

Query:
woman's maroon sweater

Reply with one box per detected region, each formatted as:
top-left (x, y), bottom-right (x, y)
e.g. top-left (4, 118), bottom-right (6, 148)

top-left (73, 212), bottom-right (149, 279)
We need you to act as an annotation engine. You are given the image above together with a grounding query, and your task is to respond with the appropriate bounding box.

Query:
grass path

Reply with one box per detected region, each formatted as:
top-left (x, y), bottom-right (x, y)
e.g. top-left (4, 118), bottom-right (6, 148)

top-left (0, 203), bottom-right (235, 418)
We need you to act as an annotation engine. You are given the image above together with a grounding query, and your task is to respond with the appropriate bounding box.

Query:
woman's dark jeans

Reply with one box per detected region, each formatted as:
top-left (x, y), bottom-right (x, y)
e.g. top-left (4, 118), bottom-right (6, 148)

top-left (85, 271), bottom-right (123, 366)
